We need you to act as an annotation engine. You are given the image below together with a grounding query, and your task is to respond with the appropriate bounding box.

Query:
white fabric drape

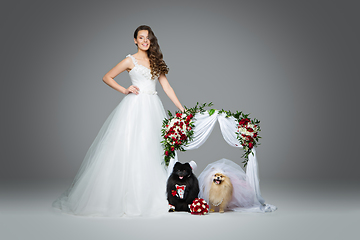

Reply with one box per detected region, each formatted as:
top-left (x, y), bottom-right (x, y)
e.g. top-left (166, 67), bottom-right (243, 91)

top-left (217, 113), bottom-right (265, 205)
top-left (183, 112), bottom-right (218, 150)
top-left (167, 112), bottom-right (218, 175)
top-left (166, 110), bottom-right (276, 212)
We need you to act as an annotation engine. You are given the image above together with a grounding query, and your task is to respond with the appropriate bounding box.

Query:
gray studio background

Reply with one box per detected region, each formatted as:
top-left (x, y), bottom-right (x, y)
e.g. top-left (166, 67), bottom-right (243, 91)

top-left (1, 0), bottom-right (359, 183)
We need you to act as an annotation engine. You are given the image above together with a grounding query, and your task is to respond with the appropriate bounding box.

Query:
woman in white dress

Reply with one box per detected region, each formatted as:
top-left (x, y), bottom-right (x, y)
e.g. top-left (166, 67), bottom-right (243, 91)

top-left (53, 25), bottom-right (184, 217)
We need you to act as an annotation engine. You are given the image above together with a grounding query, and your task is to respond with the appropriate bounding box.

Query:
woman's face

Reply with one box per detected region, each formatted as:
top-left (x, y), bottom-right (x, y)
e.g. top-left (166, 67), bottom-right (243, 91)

top-left (134, 30), bottom-right (150, 51)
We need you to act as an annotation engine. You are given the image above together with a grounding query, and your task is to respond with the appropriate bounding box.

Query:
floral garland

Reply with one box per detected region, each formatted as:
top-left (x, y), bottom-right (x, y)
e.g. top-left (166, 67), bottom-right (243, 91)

top-left (161, 103), bottom-right (213, 166)
top-left (161, 103), bottom-right (261, 167)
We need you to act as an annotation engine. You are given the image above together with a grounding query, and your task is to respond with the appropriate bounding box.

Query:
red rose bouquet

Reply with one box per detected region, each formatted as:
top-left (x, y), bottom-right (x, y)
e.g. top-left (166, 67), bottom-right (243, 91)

top-left (190, 198), bottom-right (209, 215)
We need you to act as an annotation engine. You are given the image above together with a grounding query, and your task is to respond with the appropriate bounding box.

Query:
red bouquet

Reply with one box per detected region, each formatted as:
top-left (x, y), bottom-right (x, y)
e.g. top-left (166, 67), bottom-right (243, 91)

top-left (190, 198), bottom-right (209, 215)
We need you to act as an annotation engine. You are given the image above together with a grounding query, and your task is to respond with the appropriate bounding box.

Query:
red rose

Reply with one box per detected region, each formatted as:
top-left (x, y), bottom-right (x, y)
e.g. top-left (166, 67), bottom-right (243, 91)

top-left (247, 127), bottom-right (254, 132)
top-left (165, 151), bottom-right (169, 156)
top-left (249, 142), bottom-right (253, 149)
top-left (171, 146), bottom-right (175, 151)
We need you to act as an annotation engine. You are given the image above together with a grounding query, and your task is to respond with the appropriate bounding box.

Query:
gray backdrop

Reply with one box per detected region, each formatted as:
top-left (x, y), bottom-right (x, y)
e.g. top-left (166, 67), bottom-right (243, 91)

top-left (1, 0), bottom-right (359, 182)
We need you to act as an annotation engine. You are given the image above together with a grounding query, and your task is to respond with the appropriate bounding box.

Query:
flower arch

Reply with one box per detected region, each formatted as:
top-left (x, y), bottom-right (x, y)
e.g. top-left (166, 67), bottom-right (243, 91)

top-left (166, 110), bottom-right (265, 205)
top-left (162, 103), bottom-right (276, 212)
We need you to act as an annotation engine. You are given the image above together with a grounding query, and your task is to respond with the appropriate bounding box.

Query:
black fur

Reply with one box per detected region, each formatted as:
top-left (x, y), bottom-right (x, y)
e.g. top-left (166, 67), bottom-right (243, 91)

top-left (167, 162), bottom-right (199, 212)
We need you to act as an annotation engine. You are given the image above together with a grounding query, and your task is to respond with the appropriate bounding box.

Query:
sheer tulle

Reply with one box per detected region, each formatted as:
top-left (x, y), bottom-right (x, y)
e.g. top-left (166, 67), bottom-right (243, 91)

top-left (52, 55), bottom-right (169, 217)
top-left (198, 159), bottom-right (276, 212)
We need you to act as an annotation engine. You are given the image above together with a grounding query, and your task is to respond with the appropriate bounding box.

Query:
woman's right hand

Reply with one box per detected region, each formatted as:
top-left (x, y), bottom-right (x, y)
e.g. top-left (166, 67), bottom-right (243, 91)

top-left (125, 85), bottom-right (140, 95)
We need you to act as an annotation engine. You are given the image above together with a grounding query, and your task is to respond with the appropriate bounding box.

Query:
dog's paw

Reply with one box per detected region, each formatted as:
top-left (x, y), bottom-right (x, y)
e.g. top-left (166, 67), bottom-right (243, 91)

top-left (219, 209), bottom-right (224, 213)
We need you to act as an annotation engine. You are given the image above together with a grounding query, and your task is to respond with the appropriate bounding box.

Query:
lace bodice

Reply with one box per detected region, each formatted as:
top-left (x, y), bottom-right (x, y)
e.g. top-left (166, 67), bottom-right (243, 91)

top-left (126, 54), bottom-right (157, 95)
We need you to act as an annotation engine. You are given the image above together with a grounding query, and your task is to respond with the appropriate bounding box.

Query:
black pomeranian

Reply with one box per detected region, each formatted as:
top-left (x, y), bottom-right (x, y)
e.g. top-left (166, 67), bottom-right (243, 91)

top-left (167, 162), bottom-right (199, 212)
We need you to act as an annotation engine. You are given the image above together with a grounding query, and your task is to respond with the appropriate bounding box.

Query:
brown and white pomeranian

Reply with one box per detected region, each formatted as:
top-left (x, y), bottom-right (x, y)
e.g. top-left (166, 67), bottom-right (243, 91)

top-left (209, 173), bottom-right (233, 213)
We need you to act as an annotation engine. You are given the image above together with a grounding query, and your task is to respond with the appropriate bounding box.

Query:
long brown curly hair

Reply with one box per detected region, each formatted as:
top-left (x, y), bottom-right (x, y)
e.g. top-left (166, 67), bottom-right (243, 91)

top-left (134, 25), bottom-right (169, 79)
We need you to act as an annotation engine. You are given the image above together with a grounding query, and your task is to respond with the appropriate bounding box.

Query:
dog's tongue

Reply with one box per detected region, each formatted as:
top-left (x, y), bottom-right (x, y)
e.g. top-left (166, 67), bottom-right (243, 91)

top-left (216, 180), bottom-right (220, 184)
top-left (179, 176), bottom-right (183, 179)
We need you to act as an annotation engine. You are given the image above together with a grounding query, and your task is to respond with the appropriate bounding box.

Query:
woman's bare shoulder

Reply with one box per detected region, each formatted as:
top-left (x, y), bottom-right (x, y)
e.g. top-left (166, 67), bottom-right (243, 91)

top-left (119, 56), bottom-right (134, 69)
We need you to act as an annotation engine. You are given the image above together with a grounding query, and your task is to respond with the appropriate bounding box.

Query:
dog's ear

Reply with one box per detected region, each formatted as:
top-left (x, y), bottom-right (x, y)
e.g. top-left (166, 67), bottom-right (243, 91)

top-left (172, 162), bottom-right (181, 171)
top-left (184, 163), bottom-right (193, 172)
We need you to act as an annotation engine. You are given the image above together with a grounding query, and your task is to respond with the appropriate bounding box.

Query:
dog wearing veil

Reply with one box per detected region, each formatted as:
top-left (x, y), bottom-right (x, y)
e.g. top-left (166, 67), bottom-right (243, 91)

top-left (198, 158), bottom-right (258, 212)
top-left (209, 172), bottom-right (233, 213)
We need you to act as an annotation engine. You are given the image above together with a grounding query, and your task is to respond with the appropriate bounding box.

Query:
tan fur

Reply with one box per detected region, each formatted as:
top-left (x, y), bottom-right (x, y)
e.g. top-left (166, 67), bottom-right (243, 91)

top-left (209, 173), bottom-right (233, 213)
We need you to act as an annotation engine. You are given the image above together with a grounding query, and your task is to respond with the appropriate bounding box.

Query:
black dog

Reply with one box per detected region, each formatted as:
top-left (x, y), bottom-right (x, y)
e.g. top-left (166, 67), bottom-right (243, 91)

top-left (167, 162), bottom-right (199, 212)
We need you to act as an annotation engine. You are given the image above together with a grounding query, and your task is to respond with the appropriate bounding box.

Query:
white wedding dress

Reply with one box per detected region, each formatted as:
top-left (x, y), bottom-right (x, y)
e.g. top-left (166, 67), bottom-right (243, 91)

top-left (53, 55), bottom-right (169, 217)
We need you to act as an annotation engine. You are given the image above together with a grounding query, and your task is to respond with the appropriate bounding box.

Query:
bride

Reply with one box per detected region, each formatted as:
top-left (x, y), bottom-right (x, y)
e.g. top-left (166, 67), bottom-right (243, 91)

top-left (53, 25), bottom-right (184, 217)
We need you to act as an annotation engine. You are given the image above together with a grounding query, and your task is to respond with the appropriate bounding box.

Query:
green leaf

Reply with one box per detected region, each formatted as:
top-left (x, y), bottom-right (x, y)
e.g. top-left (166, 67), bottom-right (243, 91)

top-left (208, 109), bottom-right (216, 116)
top-left (167, 110), bottom-right (173, 118)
